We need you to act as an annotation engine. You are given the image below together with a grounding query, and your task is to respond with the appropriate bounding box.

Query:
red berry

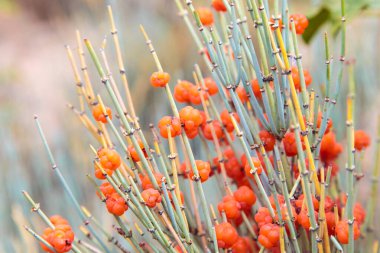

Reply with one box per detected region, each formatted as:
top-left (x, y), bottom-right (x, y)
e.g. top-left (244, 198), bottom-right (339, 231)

top-left (188, 85), bottom-right (209, 105)
top-left (140, 172), bottom-right (165, 190)
top-left (99, 182), bottom-right (115, 198)
top-left (189, 160), bottom-right (211, 183)
top-left (221, 109), bottom-right (240, 132)
top-left (320, 132), bottom-right (342, 163)
top-left (354, 130), bottom-right (371, 151)
top-left (259, 130), bottom-right (276, 152)
top-left (295, 194), bottom-right (319, 211)
top-left (269, 194), bottom-right (285, 210)
top-left (325, 211), bottom-right (336, 235)
top-left (97, 148), bottom-right (121, 171)
top-left (41, 223), bottom-right (74, 253)
top-left (202, 120), bottom-right (223, 140)
top-left (94, 163), bottom-right (113, 180)
top-left (218, 195), bottom-right (242, 220)
top-left (174, 80), bottom-right (193, 103)
top-left (317, 112), bottom-right (333, 133)
top-left (215, 222), bottom-right (239, 248)
top-left (354, 203), bottom-right (366, 225)
top-left (244, 157), bottom-right (263, 178)
top-left (291, 66), bottom-right (312, 92)
top-left (282, 131), bottom-right (305, 157)
top-left (179, 106), bottom-right (203, 131)
top-left (106, 192), bottom-right (128, 216)
top-left (235, 86), bottom-right (248, 103)
top-left (231, 237), bottom-right (252, 253)
top-left (92, 104), bottom-right (112, 123)
top-left (297, 209), bottom-right (318, 231)
top-left (197, 7), bottom-right (214, 26)
top-left (254, 207), bottom-right (273, 228)
top-left (212, 0), bottom-right (227, 12)
top-left (289, 14), bottom-right (309, 34)
top-left (233, 186), bottom-right (256, 211)
top-left (141, 188), bottom-right (162, 208)
top-left (49, 215), bottom-right (69, 226)
top-left (258, 223), bottom-right (280, 249)
top-left (128, 139), bottom-right (147, 162)
top-left (214, 148), bottom-right (244, 180)
top-left (150, 71), bottom-right (170, 87)
top-left (158, 116), bottom-right (182, 139)
top-left (335, 220), bottom-right (360, 244)
top-left (204, 77), bottom-right (218, 95)
top-left (251, 79), bottom-right (262, 99)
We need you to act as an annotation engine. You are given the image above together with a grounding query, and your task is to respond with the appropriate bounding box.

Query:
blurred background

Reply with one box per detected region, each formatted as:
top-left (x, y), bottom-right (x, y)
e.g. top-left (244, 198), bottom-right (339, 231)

top-left (0, 0), bottom-right (379, 252)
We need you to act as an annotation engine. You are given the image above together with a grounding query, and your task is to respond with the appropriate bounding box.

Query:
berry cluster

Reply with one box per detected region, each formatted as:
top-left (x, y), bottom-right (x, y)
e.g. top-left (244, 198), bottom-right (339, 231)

top-left (99, 182), bottom-right (129, 216)
top-left (40, 216), bottom-right (74, 253)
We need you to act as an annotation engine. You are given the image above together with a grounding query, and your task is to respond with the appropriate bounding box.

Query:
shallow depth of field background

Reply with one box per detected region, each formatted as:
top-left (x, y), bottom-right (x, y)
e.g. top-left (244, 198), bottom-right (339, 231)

top-left (0, 0), bottom-right (379, 252)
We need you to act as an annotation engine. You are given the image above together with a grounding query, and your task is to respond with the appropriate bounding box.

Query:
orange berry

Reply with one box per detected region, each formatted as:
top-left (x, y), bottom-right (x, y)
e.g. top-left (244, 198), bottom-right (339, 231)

top-left (297, 209), bottom-right (318, 231)
top-left (197, 7), bottom-right (214, 26)
top-left (274, 205), bottom-right (298, 226)
top-left (354, 203), bottom-right (366, 225)
top-left (244, 157), bottom-right (263, 178)
top-left (269, 194), bottom-right (285, 210)
top-left (94, 163), bottom-right (113, 180)
top-left (202, 120), bottom-right (223, 140)
top-left (320, 132), bottom-right (342, 163)
top-left (179, 106), bottom-right (203, 131)
top-left (128, 139), bottom-right (147, 162)
top-left (140, 172), bottom-right (165, 190)
top-left (92, 104), bottom-right (112, 123)
top-left (317, 112), bottom-right (333, 133)
top-left (141, 188), bottom-right (162, 208)
top-left (98, 182), bottom-right (115, 198)
top-left (218, 195), bottom-right (242, 220)
top-left (294, 194), bottom-right (319, 211)
top-left (258, 223), bottom-right (280, 249)
top-left (97, 148), bottom-right (121, 171)
top-left (174, 80), bottom-right (193, 103)
top-left (259, 130), bottom-right (276, 152)
top-left (325, 211), bottom-right (336, 235)
top-left (354, 130), bottom-right (371, 151)
top-left (204, 77), bottom-right (218, 95)
top-left (189, 160), bottom-right (211, 183)
top-left (251, 79), bottom-right (262, 99)
top-left (184, 127), bottom-right (199, 139)
top-left (254, 207), bottom-right (273, 228)
top-left (231, 237), bottom-right (252, 253)
top-left (235, 86), bottom-right (248, 103)
top-left (291, 66), bottom-right (312, 91)
top-left (150, 71), bottom-right (170, 87)
top-left (335, 219), bottom-right (360, 244)
top-left (234, 186), bottom-right (256, 211)
top-left (221, 109), bottom-right (240, 132)
top-left (188, 85), bottom-right (208, 105)
top-left (214, 148), bottom-right (244, 180)
top-left (212, 0), bottom-right (227, 12)
top-left (41, 225), bottom-right (74, 253)
top-left (324, 196), bottom-right (335, 212)
top-left (289, 14), bottom-right (309, 34)
top-left (282, 131), bottom-right (305, 157)
top-left (106, 192), bottom-right (128, 216)
top-left (158, 116), bottom-right (182, 139)
top-left (215, 222), bottom-right (239, 248)
top-left (49, 215), bottom-right (69, 226)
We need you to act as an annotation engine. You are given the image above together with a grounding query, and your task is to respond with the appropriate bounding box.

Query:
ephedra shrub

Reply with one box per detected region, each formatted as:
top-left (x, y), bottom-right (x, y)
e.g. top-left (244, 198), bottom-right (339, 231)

top-left (22, 0), bottom-right (379, 253)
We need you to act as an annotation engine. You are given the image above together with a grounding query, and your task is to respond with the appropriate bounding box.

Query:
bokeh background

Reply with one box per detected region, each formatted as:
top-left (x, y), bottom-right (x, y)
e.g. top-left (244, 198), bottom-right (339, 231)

top-left (0, 0), bottom-right (379, 252)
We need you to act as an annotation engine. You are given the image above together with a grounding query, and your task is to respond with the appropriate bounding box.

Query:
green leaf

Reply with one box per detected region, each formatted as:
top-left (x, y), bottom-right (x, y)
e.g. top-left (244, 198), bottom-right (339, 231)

top-left (302, 6), bottom-right (332, 44)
